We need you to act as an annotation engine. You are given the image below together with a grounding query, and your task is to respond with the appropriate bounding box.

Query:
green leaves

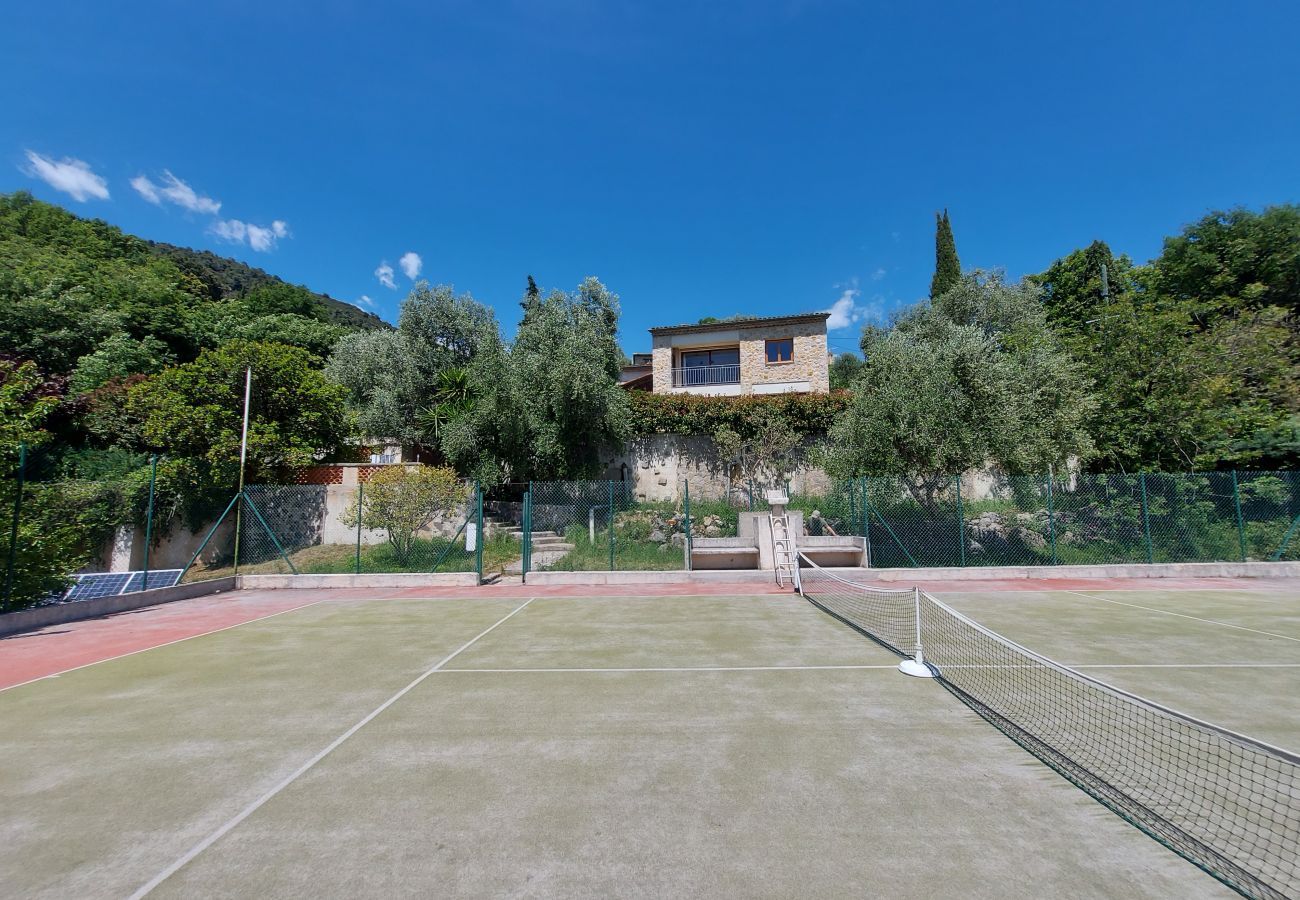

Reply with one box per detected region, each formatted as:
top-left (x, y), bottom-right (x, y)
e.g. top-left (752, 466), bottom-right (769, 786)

top-left (826, 274), bottom-right (1093, 484)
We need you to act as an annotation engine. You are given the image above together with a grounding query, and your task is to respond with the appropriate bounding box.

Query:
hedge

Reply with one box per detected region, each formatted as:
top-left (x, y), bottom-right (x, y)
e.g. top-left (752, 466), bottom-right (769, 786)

top-left (627, 390), bottom-right (851, 438)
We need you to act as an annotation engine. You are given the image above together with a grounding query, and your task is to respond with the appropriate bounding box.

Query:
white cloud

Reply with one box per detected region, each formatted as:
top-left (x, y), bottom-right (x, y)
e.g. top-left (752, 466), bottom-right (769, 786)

top-left (130, 175), bottom-right (160, 204)
top-left (825, 288), bottom-right (886, 330)
top-left (246, 222), bottom-right (276, 252)
top-left (22, 150), bottom-right (110, 202)
top-left (132, 170), bottom-right (220, 214)
top-left (209, 217), bottom-right (288, 252)
top-left (375, 262), bottom-right (397, 290)
top-left (210, 219), bottom-right (247, 243)
top-left (355, 295), bottom-right (376, 309)
top-left (399, 251), bottom-right (422, 280)
top-left (871, 267), bottom-right (887, 281)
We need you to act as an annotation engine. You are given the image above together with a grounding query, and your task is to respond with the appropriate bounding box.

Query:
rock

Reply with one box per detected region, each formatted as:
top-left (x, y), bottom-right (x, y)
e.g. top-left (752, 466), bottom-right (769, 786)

top-left (704, 524), bottom-right (721, 537)
top-left (670, 532), bottom-right (686, 547)
top-left (1014, 527), bottom-right (1047, 550)
top-left (648, 529), bottom-right (666, 543)
top-left (967, 539), bottom-right (985, 554)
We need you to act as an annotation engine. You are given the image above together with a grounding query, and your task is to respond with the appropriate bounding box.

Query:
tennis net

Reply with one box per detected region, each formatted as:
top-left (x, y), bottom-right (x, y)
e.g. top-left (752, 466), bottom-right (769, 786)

top-left (796, 553), bottom-right (1300, 900)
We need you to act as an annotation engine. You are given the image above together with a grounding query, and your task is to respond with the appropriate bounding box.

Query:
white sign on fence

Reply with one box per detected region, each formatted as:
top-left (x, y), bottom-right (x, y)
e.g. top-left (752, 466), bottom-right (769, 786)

top-left (465, 523), bottom-right (478, 552)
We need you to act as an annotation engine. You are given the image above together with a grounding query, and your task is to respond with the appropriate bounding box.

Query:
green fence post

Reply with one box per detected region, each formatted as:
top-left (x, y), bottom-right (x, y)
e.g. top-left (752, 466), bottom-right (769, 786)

top-left (142, 455), bottom-right (157, 589)
top-left (178, 492), bottom-right (241, 583)
top-left (1045, 471), bottom-right (1058, 566)
top-left (522, 485), bottom-right (532, 578)
top-left (475, 482), bottom-right (484, 583)
top-left (683, 480), bottom-right (692, 571)
top-left (1231, 471), bottom-right (1247, 562)
top-left (955, 473), bottom-right (966, 567)
top-left (747, 479), bottom-right (754, 511)
top-left (608, 480), bottom-right (615, 571)
top-left (3, 442), bottom-right (26, 612)
top-left (861, 478), bottom-right (873, 567)
top-left (354, 481), bottom-right (364, 575)
top-left (1139, 473), bottom-right (1154, 564)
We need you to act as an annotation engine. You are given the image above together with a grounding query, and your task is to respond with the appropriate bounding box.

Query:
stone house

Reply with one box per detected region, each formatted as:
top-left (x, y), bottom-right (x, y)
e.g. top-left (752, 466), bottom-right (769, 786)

top-left (624, 313), bottom-right (832, 396)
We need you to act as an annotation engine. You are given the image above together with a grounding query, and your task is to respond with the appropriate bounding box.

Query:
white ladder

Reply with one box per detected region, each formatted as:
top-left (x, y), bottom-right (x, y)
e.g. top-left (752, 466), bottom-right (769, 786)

top-left (770, 513), bottom-right (796, 587)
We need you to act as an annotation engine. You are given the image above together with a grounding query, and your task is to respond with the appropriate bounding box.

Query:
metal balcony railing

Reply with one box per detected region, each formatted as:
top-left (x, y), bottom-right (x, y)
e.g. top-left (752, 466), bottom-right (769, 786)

top-left (672, 364), bottom-right (741, 387)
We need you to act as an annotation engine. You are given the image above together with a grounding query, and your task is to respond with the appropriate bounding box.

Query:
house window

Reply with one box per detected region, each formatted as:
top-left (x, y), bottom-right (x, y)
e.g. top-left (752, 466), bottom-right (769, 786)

top-left (680, 348), bottom-right (740, 367)
top-left (765, 338), bottom-right (794, 363)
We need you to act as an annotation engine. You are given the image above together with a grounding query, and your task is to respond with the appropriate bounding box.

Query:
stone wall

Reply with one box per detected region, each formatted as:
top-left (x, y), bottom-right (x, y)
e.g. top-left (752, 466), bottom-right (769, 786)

top-left (600, 434), bottom-right (832, 502)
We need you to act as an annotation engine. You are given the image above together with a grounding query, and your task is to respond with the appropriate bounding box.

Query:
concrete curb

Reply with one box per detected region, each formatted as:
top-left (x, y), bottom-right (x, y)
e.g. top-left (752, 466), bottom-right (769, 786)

top-left (238, 572), bottom-right (481, 590)
top-left (524, 570), bottom-right (780, 585)
top-left (859, 561), bottom-right (1300, 581)
top-left (0, 577), bottom-right (238, 638)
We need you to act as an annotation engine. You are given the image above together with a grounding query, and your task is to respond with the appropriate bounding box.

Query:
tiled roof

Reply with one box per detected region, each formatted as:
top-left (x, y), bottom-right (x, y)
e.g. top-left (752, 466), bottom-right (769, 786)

top-left (648, 312), bottom-right (831, 336)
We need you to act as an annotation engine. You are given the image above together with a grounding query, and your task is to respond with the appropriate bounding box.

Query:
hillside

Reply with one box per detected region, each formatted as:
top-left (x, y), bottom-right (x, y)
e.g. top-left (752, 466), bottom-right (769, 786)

top-left (0, 191), bottom-right (385, 374)
top-left (146, 241), bottom-right (385, 330)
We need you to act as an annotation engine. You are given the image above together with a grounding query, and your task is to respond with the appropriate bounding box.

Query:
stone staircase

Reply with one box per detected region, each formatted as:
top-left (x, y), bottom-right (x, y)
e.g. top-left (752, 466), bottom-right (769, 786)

top-left (486, 515), bottom-right (575, 571)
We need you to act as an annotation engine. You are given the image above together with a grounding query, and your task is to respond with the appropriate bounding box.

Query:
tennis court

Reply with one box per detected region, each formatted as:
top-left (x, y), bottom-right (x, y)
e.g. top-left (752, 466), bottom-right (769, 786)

top-left (1, 576), bottom-right (1296, 898)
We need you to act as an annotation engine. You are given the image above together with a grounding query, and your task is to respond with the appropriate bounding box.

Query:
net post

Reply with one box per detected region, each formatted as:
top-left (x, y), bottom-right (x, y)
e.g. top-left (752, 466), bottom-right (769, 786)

top-left (1231, 471), bottom-right (1247, 562)
top-left (898, 585), bottom-right (934, 678)
top-left (354, 481), bottom-right (364, 575)
top-left (1139, 473), bottom-right (1154, 564)
top-left (142, 455), bottom-right (157, 589)
top-left (522, 485), bottom-right (532, 579)
top-left (955, 473), bottom-right (966, 567)
top-left (1045, 470), bottom-right (1058, 566)
top-left (608, 479), bottom-right (615, 571)
top-left (3, 441), bottom-right (26, 612)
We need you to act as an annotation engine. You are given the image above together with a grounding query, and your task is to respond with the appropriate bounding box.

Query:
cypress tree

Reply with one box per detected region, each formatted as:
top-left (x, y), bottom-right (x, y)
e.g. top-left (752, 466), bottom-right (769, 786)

top-left (930, 209), bottom-right (962, 299)
top-left (520, 274), bottom-right (541, 323)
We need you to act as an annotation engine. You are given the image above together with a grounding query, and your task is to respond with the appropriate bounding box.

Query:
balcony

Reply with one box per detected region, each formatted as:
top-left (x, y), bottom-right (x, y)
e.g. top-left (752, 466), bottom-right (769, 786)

top-left (672, 364), bottom-right (741, 387)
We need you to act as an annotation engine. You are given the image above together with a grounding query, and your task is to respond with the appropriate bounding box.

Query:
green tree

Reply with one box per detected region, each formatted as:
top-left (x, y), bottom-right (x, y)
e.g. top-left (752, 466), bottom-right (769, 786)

top-left (442, 278), bottom-right (630, 481)
top-left (825, 274), bottom-right (1092, 509)
top-left (341, 465), bottom-right (466, 566)
top-left (828, 353), bottom-right (865, 390)
top-left (67, 333), bottom-right (174, 395)
top-left (327, 284), bottom-right (500, 453)
top-left (128, 341), bottom-right (348, 510)
top-left (929, 208), bottom-right (961, 299)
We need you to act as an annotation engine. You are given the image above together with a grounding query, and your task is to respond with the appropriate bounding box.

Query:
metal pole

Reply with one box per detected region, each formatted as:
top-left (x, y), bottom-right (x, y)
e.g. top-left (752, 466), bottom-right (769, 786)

top-left (608, 480), bottom-right (615, 571)
top-left (955, 473), bottom-right (966, 567)
top-left (355, 482), bottom-right (364, 575)
top-left (1046, 470), bottom-right (1058, 566)
top-left (1231, 471), bottom-right (1247, 562)
top-left (233, 366), bottom-right (252, 574)
top-left (683, 480), bottom-right (692, 571)
top-left (861, 478), bottom-right (873, 568)
top-left (1140, 473), bottom-right (1154, 564)
top-left (142, 455), bottom-right (157, 589)
top-left (3, 442), bottom-right (26, 611)
top-left (475, 482), bottom-right (484, 583)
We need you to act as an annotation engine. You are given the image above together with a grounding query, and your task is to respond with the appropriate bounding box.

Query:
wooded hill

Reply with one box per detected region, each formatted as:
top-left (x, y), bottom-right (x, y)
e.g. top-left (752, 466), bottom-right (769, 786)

top-left (0, 191), bottom-right (385, 377)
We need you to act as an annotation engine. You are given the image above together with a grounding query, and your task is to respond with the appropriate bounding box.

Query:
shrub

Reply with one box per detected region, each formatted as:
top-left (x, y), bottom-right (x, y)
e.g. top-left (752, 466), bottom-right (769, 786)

top-left (341, 466), bottom-right (466, 566)
top-left (628, 391), bottom-right (850, 437)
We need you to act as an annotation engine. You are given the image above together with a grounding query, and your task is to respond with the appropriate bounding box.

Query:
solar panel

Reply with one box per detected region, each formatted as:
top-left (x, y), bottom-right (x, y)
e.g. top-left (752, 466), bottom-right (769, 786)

top-left (62, 569), bottom-right (184, 602)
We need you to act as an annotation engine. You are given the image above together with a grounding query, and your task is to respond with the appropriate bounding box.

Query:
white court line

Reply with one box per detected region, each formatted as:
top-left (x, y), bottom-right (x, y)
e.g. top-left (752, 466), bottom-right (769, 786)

top-left (439, 664), bottom-right (900, 673)
top-left (0, 598), bottom-right (332, 695)
top-left (437, 662), bottom-right (1300, 674)
top-left (1062, 590), bottom-right (1300, 644)
top-left (129, 597), bottom-right (535, 899)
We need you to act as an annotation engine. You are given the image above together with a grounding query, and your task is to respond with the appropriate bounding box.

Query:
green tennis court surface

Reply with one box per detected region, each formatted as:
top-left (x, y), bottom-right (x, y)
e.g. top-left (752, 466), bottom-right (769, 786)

top-left (2, 584), bottom-right (1296, 898)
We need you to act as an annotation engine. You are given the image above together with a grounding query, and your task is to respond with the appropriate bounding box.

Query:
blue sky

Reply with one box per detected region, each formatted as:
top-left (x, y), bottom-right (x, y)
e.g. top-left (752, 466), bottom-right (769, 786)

top-left (5, 1), bottom-right (1298, 356)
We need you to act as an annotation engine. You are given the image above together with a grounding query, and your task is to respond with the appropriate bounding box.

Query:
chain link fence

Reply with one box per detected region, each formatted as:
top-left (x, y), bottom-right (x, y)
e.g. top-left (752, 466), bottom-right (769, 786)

top-left (180, 482), bottom-right (491, 581)
top-left (5, 455), bottom-right (1300, 607)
